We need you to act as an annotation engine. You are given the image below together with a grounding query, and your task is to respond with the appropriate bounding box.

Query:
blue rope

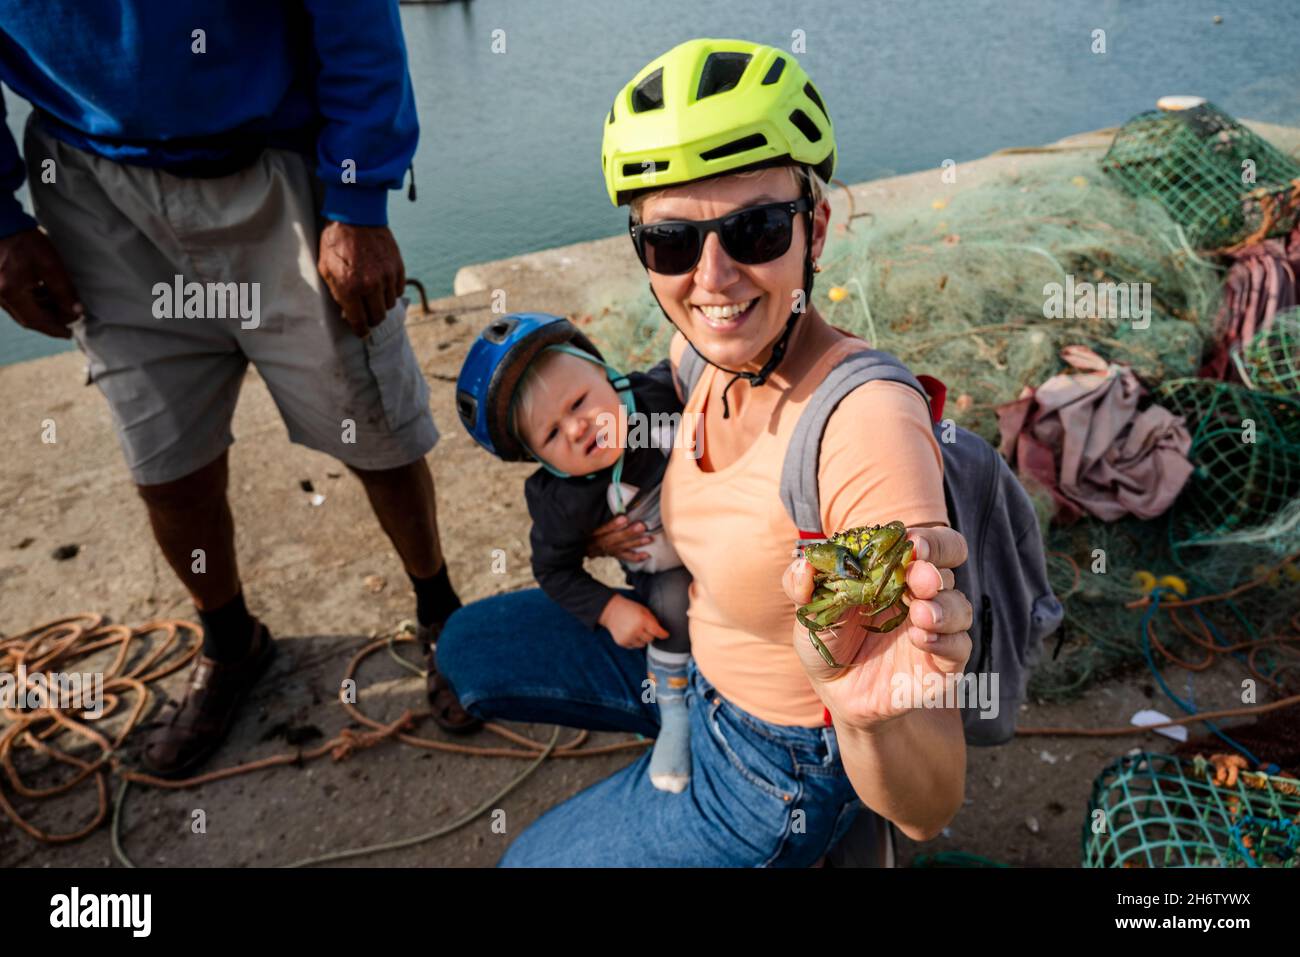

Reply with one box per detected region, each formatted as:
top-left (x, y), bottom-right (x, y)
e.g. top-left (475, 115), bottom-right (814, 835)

top-left (1139, 587), bottom-right (1261, 766)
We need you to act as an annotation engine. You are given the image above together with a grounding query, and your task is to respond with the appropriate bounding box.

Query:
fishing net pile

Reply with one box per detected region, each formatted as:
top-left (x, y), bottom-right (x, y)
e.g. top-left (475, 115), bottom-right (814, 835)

top-left (586, 104), bottom-right (1300, 704)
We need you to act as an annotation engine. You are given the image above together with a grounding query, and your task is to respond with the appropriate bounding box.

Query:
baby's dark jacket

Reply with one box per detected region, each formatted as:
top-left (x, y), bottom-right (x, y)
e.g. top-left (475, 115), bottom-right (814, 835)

top-left (523, 358), bottom-right (682, 630)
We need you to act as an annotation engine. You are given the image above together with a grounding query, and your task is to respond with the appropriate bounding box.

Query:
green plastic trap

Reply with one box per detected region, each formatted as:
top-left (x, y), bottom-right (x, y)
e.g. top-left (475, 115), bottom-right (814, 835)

top-left (1156, 377), bottom-right (1300, 545)
top-left (1242, 307), bottom-right (1300, 396)
top-left (1083, 751), bottom-right (1300, 868)
top-left (1102, 102), bottom-right (1300, 252)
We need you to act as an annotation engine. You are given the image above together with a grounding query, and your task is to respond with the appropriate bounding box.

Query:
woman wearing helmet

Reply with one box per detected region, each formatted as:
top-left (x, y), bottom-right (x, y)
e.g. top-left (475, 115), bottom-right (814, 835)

top-left (438, 38), bottom-right (974, 866)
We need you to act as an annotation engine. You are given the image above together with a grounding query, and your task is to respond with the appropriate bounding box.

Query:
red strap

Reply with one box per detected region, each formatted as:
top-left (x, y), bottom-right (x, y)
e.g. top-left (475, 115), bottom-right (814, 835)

top-left (823, 707), bottom-right (833, 727)
top-left (916, 374), bottom-right (947, 424)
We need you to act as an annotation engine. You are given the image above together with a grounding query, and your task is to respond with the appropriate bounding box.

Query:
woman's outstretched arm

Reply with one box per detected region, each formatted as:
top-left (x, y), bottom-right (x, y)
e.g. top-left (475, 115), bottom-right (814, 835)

top-left (784, 525), bottom-right (972, 840)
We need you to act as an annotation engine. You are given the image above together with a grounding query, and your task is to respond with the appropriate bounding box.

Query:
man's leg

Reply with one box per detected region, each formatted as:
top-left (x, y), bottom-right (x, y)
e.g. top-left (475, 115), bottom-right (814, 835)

top-left (137, 450), bottom-right (239, 608)
top-left (347, 457), bottom-right (443, 579)
top-left (135, 449), bottom-right (261, 658)
top-left (135, 449), bottom-right (277, 776)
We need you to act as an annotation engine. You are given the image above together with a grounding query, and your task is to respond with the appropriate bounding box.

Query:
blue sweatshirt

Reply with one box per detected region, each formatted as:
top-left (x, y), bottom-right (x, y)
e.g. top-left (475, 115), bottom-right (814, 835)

top-left (0, 0), bottom-right (417, 237)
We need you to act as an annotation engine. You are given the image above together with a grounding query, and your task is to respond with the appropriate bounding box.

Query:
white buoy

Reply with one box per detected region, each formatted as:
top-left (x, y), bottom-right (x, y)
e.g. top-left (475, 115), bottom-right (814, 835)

top-left (1156, 95), bottom-right (1207, 111)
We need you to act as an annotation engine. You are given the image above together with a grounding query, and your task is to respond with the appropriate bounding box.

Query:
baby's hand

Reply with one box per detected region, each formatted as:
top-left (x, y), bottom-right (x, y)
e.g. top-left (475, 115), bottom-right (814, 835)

top-left (598, 594), bottom-right (669, 649)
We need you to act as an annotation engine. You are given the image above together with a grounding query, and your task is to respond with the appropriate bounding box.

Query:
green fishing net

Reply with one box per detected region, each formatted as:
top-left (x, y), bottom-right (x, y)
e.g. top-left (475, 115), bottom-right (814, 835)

top-left (1102, 102), bottom-right (1300, 252)
top-left (1084, 751), bottom-right (1300, 868)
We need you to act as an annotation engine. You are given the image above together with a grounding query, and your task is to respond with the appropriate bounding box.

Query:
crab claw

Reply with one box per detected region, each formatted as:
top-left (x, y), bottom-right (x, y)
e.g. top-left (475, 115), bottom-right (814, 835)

top-left (802, 542), bottom-right (863, 580)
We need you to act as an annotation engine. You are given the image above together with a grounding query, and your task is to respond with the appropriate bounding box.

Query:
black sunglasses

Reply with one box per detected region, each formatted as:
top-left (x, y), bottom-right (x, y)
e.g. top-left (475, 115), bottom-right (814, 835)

top-left (628, 197), bottom-right (813, 275)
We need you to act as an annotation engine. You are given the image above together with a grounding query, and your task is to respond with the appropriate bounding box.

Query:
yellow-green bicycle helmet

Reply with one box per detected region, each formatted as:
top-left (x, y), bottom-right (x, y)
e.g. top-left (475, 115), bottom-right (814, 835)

top-left (601, 38), bottom-right (835, 207)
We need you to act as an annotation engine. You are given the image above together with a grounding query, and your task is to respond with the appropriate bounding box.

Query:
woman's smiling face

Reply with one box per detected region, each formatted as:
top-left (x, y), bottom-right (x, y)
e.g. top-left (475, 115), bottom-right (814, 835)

top-left (638, 165), bottom-right (831, 372)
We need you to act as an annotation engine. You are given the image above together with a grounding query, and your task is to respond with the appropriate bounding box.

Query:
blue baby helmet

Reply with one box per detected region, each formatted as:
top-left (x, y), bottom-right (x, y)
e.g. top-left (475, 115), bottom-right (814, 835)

top-left (456, 314), bottom-right (635, 484)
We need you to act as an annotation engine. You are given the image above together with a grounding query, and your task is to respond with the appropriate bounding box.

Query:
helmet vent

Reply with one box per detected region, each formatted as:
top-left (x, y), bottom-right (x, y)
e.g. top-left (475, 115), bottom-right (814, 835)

top-left (803, 82), bottom-right (828, 120)
top-left (700, 133), bottom-right (767, 162)
top-left (696, 52), bottom-right (751, 100)
top-left (631, 68), bottom-right (665, 112)
top-left (484, 317), bottom-right (518, 343)
top-left (761, 57), bottom-right (786, 85)
top-left (623, 160), bottom-right (669, 177)
top-left (456, 391), bottom-right (477, 427)
top-left (788, 109), bottom-right (822, 143)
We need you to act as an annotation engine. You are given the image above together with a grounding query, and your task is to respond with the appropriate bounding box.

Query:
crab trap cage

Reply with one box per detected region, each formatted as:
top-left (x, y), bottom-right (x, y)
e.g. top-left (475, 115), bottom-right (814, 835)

top-left (1155, 376), bottom-right (1300, 555)
top-left (1083, 751), bottom-right (1300, 868)
top-left (1102, 102), bottom-right (1300, 253)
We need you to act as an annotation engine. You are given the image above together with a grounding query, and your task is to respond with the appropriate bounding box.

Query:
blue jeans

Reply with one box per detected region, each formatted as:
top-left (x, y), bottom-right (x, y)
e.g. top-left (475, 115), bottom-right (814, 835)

top-left (437, 587), bottom-right (871, 867)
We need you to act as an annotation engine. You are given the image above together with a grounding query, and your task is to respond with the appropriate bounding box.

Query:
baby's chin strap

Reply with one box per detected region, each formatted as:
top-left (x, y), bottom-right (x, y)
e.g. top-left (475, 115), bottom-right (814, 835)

top-left (512, 342), bottom-right (637, 514)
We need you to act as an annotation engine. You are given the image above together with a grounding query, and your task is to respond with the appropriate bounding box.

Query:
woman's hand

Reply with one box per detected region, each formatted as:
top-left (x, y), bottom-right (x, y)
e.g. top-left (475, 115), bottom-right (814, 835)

top-left (598, 594), bottom-right (669, 649)
top-left (586, 514), bottom-right (653, 562)
top-left (782, 525), bottom-right (973, 735)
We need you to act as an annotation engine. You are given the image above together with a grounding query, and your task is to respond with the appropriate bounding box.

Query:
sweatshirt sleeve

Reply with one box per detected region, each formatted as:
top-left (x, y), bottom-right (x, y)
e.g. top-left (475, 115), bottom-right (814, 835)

top-left (303, 0), bottom-right (418, 226)
top-left (525, 478), bottom-right (619, 631)
top-left (0, 89), bottom-right (37, 239)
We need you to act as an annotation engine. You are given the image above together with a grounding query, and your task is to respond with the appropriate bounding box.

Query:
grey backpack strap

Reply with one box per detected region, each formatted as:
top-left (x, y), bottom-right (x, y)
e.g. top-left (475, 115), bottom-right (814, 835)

top-left (779, 350), bottom-right (929, 534)
top-left (674, 344), bottom-right (707, 402)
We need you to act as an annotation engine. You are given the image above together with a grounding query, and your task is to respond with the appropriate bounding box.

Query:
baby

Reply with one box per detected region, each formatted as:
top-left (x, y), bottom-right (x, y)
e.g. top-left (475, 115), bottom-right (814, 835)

top-left (457, 315), bottom-right (694, 792)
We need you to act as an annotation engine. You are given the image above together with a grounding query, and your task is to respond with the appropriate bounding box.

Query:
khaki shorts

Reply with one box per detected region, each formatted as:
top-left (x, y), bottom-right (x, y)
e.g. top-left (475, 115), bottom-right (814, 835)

top-left (25, 114), bottom-right (438, 486)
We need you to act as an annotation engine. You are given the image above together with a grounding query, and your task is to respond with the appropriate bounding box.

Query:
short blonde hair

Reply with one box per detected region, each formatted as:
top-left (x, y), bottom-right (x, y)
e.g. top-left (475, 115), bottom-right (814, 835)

top-left (510, 347), bottom-right (568, 448)
top-left (629, 163), bottom-right (829, 225)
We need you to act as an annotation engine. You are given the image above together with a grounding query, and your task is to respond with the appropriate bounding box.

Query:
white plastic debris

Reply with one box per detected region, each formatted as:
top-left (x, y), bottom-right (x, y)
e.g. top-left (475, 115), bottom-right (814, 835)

top-left (310, 493), bottom-right (326, 507)
top-left (1130, 709), bottom-right (1188, 742)
top-left (1025, 816), bottom-right (1040, 834)
top-left (1039, 750), bottom-right (1058, 765)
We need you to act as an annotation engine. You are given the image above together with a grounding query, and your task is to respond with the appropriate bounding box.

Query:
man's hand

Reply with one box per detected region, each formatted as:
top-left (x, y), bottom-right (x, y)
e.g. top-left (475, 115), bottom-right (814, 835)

top-left (0, 228), bottom-right (83, 339)
top-left (782, 525), bottom-right (973, 735)
top-left (586, 514), bottom-right (653, 562)
top-left (597, 594), bottom-right (668, 650)
top-left (317, 221), bottom-right (405, 337)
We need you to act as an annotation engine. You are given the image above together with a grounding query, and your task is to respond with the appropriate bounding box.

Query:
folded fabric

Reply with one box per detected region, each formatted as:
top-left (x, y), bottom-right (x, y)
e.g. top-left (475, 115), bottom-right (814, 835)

top-left (996, 345), bottom-right (1194, 523)
top-left (1201, 223), bottom-right (1300, 383)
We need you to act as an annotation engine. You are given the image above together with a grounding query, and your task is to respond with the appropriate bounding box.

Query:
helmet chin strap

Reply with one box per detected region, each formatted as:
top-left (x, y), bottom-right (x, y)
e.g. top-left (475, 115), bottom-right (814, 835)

top-left (647, 186), bottom-right (816, 420)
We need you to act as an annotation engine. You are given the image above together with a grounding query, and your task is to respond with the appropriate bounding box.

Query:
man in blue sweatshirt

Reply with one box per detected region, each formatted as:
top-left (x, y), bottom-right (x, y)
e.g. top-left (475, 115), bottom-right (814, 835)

top-left (0, 1), bottom-right (480, 778)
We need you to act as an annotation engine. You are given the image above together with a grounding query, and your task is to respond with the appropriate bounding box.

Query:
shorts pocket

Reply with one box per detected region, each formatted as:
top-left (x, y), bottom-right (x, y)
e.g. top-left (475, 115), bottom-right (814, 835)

top-left (363, 297), bottom-right (430, 434)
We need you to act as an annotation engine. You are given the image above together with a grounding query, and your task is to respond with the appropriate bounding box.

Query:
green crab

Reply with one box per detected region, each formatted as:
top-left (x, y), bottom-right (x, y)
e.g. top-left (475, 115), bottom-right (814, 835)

top-left (795, 521), bottom-right (914, 668)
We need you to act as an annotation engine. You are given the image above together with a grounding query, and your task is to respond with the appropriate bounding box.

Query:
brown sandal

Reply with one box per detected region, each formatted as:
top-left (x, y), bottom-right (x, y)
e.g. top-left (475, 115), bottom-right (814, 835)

top-left (142, 620), bottom-right (278, 778)
top-left (416, 623), bottom-right (481, 734)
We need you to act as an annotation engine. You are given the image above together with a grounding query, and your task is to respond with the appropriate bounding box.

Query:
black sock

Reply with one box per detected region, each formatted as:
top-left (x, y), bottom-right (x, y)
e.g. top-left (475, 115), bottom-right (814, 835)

top-left (198, 589), bottom-right (256, 664)
top-left (410, 563), bottom-right (461, 630)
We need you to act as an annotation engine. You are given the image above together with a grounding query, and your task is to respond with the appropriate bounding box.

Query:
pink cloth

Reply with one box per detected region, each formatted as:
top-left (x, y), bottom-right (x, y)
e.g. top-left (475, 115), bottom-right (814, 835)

top-left (1201, 223), bottom-right (1300, 383)
top-left (996, 345), bottom-right (1195, 524)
